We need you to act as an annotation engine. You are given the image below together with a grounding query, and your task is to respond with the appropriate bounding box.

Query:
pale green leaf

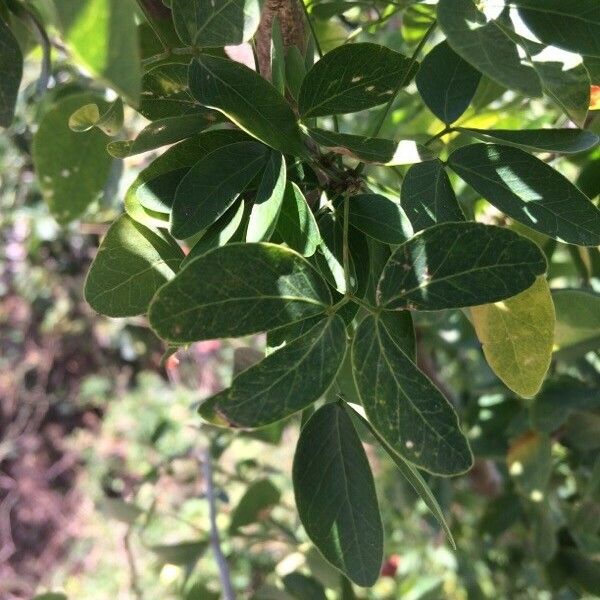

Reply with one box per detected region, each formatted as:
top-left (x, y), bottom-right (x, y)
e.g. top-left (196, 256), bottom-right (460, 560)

top-left (69, 98), bottom-right (123, 136)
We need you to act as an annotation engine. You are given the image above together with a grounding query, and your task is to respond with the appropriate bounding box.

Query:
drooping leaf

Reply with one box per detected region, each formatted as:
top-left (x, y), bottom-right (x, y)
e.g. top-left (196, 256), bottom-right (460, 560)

top-left (416, 40), bottom-right (481, 125)
top-left (293, 403), bottom-right (383, 587)
top-left (247, 152), bottom-right (287, 242)
top-left (348, 193), bottom-right (408, 244)
top-left (171, 0), bottom-right (260, 47)
top-left (69, 98), bottom-right (123, 136)
top-left (149, 243), bottom-right (332, 343)
top-left (0, 18), bottom-right (23, 128)
top-left (352, 314), bottom-right (473, 476)
top-left (188, 55), bottom-right (308, 157)
top-left (283, 572), bottom-right (327, 600)
top-left (448, 143), bottom-right (600, 246)
top-left (377, 222), bottom-right (547, 311)
top-left (298, 43), bottom-right (417, 118)
top-left (307, 128), bottom-right (433, 165)
top-left (170, 141), bottom-right (270, 239)
top-left (182, 200), bottom-right (246, 266)
top-left (400, 160), bottom-right (464, 232)
top-left (32, 93), bottom-right (113, 224)
top-left (470, 276), bottom-right (555, 399)
top-left (54, 0), bottom-right (141, 102)
top-left (516, 0), bottom-right (600, 58)
top-left (200, 316), bottom-right (346, 427)
top-left (108, 113), bottom-right (215, 158)
top-left (437, 0), bottom-right (542, 97)
top-left (553, 289), bottom-right (600, 354)
top-left (229, 479), bottom-right (280, 532)
top-left (276, 182), bottom-right (320, 257)
top-left (85, 214), bottom-right (184, 317)
top-left (457, 127), bottom-right (599, 154)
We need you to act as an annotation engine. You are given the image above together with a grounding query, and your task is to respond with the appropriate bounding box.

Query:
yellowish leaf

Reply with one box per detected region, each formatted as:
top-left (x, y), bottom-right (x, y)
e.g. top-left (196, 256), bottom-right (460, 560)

top-left (471, 277), bottom-right (555, 398)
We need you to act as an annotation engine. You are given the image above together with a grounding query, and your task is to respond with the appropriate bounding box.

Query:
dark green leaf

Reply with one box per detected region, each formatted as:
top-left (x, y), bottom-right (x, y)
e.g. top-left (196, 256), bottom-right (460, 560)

top-left (276, 182), bottom-right (320, 257)
top-left (139, 62), bottom-right (204, 120)
top-left (401, 160), bottom-right (464, 232)
top-left (457, 128), bottom-right (599, 154)
top-left (283, 572), bottom-right (327, 600)
top-left (416, 40), bottom-right (481, 125)
top-left (31, 594), bottom-right (67, 600)
top-left (348, 193), bottom-right (408, 244)
top-left (149, 243), bottom-right (332, 343)
top-left (377, 222), bottom-right (547, 310)
top-left (171, 141), bottom-right (270, 239)
top-left (171, 0), bottom-right (260, 47)
top-left (271, 16), bottom-right (286, 96)
top-left (516, 0), bottom-right (600, 58)
top-left (200, 316), bottom-right (346, 427)
top-left (285, 45), bottom-right (307, 101)
top-left (352, 314), bottom-right (473, 475)
top-left (558, 549), bottom-right (600, 595)
top-left (150, 540), bottom-right (208, 566)
top-left (32, 93), bottom-right (113, 224)
top-left (448, 144), bottom-right (600, 246)
top-left (299, 43), bottom-right (417, 118)
top-left (85, 215), bottom-right (184, 317)
top-left (229, 479), bottom-right (281, 532)
top-left (108, 113), bottom-right (215, 158)
top-left (307, 128), bottom-right (433, 165)
top-left (437, 0), bottom-right (542, 97)
top-left (0, 18), bottom-right (23, 127)
top-left (293, 403), bottom-right (383, 587)
top-left (247, 152), bottom-right (287, 242)
top-left (189, 55), bottom-right (308, 157)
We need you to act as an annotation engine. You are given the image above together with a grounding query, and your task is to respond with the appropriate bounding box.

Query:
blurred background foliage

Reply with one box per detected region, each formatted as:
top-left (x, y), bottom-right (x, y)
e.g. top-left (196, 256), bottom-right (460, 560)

top-left (1, 1), bottom-right (600, 599)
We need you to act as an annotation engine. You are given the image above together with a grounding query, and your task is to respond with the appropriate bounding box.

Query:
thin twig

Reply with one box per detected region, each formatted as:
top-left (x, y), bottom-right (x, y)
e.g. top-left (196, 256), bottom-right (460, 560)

top-left (201, 447), bottom-right (236, 600)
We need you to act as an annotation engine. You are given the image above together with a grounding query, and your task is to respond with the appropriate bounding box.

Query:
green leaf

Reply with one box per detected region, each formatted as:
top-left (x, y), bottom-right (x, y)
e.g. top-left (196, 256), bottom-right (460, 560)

top-left (298, 42), bottom-right (417, 118)
top-left (285, 45), bottom-right (307, 101)
top-left (347, 404), bottom-right (455, 548)
top-left (416, 40), bottom-right (481, 125)
top-left (401, 160), bottom-right (464, 232)
top-left (437, 0), bottom-right (542, 97)
top-left (31, 594), bottom-right (67, 600)
top-left (54, 0), bottom-right (141, 102)
top-left (247, 152), bottom-right (287, 242)
top-left (553, 289), bottom-right (600, 353)
top-left (348, 193), bottom-right (408, 244)
top-left (229, 479), bottom-right (281, 532)
top-left (69, 98), bottom-right (123, 136)
top-left (516, 0), bottom-right (600, 58)
top-left (377, 222), bottom-right (547, 311)
top-left (457, 127), bottom-right (599, 154)
top-left (108, 113), bottom-right (215, 158)
top-left (85, 215), bottom-right (184, 317)
top-left (507, 431), bottom-right (552, 498)
top-left (171, 0), bottom-right (260, 47)
top-left (558, 549), bottom-right (600, 595)
top-left (149, 243), bottom-right (332, 343)
top-left (200, 316), bottom-right (346, 427)
top-left (283, 572), bottom-right (327, 600)
top-left (307, 128), bottom-right (433, 165)
top-left (271, 16), bottom-right (286, 96)
top-left (0, 17), bottom-right (23, 128)
top-left (150, 540), bottom-right (208, 566)
top-left (448, 144), bottom-right (600, 246)
top-left (293, 403), bottom-right (383, 587)
top-left (276, 182), bottom-right (320, 257)
top-left (171, 141), bottom-right (270, 239)
top-left (182, 199), bottom-right (246, 266)
top-left (188, 55), bottom-right (308, 157)
top-left (470, 276), bottom-right (555, 399)
top-left (352, 314), bottom-right (473, 476)
top-left (32, 93), bottom-right (113, 224)
top-left (139, 62), bottom-right (205, 121)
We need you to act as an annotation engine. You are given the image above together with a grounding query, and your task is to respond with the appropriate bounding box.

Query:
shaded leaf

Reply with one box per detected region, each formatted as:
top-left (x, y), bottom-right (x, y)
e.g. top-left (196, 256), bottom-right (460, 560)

top-left (416, 40), bottom-right (481, 125)
top-left (276, 182), bottom-right (320, 257)
top-left (229, 479), bottom-right (281, 532)
top-left (377, 222), bottom-right (547, 311)
top-left (149, 243), bottom-right (332, 343)
top-left (299, 43), bottom-right (417, 117)
top-left (507, 431), bottom-right (552, 499)
top-left (85, 215), bottom-right (184, 317)
top-left (471, 276), bottom-right (555, 398)
top-left (0, 18), bottom-right (23, 127)
top-left (448, 143), bottom-right (600, 246)
top-left (553, 289), bottom-right (600, 353)
top-left (283, 572), bottom-right (327, 600)
top-left (171, 141), bottom-right (270, 239)
top-left (201, 316), bottom-right (346, 427)
top-left (401, 160), bottom-right (464, 232)
top-left (293, 403), bottom-right (383, 587)
top-left (271, 16), bottom-right (286, 95)
top-left (189, 55), bottom-right (308, 157)
top-left (352, 314), bottom-right (473, 476)
top-left (348, 193), bottom-right (408, 244)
